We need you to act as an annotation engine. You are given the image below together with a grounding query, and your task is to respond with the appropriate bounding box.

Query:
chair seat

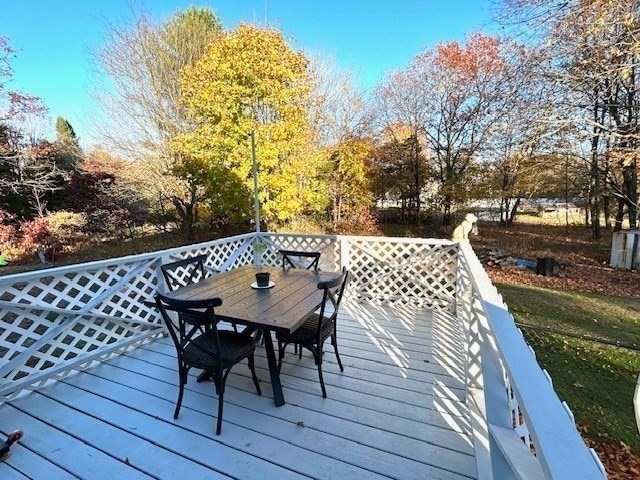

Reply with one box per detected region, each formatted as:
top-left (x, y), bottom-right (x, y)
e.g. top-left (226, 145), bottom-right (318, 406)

top-left (277, 313), bottom-right (332, 345)
top-left (185, 331), bottom-right (257, 370)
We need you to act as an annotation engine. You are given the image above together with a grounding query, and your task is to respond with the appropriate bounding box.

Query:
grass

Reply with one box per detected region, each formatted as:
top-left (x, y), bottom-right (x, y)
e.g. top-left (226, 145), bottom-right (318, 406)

top-left (498, 284), bottom-right (640, 346)
top-left (524, 330), bottom-right (640, 448)
top-left (497, 283), bottom-right (640, 450)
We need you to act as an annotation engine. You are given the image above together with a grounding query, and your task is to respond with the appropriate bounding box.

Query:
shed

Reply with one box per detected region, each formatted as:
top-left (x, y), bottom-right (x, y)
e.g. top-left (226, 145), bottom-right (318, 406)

top-left (610, 229), bottom-right (640, 270)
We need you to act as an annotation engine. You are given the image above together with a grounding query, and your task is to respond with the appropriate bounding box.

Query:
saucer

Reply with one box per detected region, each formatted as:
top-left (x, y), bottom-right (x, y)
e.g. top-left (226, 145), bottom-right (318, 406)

top-left (251, 281), bottom-right (275, 289)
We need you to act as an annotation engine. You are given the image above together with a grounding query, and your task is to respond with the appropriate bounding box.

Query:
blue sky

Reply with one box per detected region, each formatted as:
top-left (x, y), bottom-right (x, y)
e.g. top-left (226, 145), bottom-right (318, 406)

top-left (1, 1), bottom-right (494, 148)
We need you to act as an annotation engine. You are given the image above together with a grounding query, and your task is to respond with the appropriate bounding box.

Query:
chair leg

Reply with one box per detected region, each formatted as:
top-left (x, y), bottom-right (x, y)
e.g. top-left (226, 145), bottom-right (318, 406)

top-left (216, 390), bottom-right (224, 435)
top-left (173, 368), bottom-right (187, 419)
top-left (248, 355), bottom-right (262, 395)
top-left (310, 346), bottom-right (327, 398)
top-left (332, 333), bottom-right (344, 372)
top-left (317, 360), bottom-right (327, 398)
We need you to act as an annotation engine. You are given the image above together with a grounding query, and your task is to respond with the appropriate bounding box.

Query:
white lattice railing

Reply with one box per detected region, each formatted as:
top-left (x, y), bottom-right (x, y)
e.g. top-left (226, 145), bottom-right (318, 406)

top-left (0, 232), bottom-right (456, 402)
top-left (259, 233), bottom-right (458, 308)
top-left (0, 231), bottom-right (605, 479)
top-left (456, 242), bottom-right (606, 480)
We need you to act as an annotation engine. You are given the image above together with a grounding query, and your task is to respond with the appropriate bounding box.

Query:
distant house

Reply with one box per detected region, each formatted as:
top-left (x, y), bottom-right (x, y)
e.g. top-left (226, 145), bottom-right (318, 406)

top-left (539, 202), bottom-right (581, 218)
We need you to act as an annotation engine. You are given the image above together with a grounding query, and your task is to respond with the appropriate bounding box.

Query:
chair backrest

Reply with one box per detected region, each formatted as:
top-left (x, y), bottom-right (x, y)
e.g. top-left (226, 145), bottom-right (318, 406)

top-left (161, 254), bottom-right (208, 291)
top-left (155, 292), bottom-right (222, 353)
top-left (279, 250), bottom-right (321, 271)
top-left (316, 268), bottom-right (350, 334)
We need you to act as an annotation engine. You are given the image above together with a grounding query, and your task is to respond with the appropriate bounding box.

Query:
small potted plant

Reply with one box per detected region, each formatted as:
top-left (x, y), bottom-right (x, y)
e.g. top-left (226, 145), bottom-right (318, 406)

top-left (253, 240), bottom-right (270, 287)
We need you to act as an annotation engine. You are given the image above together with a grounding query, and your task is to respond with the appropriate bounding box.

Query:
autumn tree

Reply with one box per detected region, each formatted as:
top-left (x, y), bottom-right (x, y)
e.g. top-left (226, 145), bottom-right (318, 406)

top-left (0, 37), bottom-right (59, 218)
top-left (66, 150), bottom-right (149, 246)
top-left (550, 0), bottom-right (640, 235)
top-left (0, 36), bottom-right (45, 125)
top-left (323, 137), bottom-right (376, 233)
top-left (307, 55), bottom-right (369, 147)
top-left (369, 128), bottom-right (429, 224)
top-left (496, 0), bottom-right (640, 236)
top-left (477, 45), bottom-right (562, 224)
top-left (375, 34), bottom-right (517, 224)
top-left (305, 56), bottom-right (379, 232)
top-left (94, 6), bottom-right (222, 239)
top-left (177, 24), bottom-right (322, 228)
top-left (373, 70), bottom-right (430, 225)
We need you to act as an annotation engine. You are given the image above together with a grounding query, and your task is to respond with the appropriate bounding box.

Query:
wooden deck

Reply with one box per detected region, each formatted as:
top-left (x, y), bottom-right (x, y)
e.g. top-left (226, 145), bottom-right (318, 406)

top-left (0, 300), bottom-right (477, 480)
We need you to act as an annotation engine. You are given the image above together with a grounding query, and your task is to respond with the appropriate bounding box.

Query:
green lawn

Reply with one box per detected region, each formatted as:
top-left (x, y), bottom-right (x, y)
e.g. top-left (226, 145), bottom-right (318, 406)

top-left (497, 283), bottom-right (640, 450)
top-left (498, 284), bottom-right (640, 345)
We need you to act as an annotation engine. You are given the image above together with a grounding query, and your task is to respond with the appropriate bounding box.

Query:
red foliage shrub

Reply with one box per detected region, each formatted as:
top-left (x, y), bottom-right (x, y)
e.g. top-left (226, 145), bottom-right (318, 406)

top-left (0, 209), bottom-right (17, 247)
top-left (0, 224), bottom-right (16, 246)
top-left (20, 218), bottom-right (51, 250)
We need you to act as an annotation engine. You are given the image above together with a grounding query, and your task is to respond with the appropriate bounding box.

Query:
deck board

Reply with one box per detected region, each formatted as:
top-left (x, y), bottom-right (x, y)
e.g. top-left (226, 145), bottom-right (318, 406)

top-left (0, 300), bottom-right (477, 480)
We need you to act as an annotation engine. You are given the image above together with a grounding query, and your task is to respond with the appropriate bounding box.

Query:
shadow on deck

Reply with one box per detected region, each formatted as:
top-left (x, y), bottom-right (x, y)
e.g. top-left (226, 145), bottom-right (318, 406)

top-left (1, 300), bottom-right (477, 480)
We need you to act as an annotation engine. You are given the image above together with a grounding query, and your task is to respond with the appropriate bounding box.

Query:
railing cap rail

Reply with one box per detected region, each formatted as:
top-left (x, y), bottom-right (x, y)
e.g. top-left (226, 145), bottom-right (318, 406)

top-left (0, 232), bottom-right (256, 285)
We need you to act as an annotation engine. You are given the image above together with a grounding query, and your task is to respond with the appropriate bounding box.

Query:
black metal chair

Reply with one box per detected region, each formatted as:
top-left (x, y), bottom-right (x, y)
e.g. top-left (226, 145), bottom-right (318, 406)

top-left (276, 268), bottom-right (349, 397)
top-left (161, 255), bottom-right (237, 332)
top-left (155, 293), bottom-right (261, 435)
top-left (277, 249), bottom-right (322, 352)
top-left (279, 249), bottom-right (321, 271)
top-left (160, 254), bottom-right (209, 291)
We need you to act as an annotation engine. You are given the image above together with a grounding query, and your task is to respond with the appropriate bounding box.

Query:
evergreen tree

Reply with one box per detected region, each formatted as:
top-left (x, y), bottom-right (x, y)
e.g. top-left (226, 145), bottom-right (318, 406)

top-left (55, 116), bottom-right (78, 145)
top-left (54, 116), bottom-right (82, 171)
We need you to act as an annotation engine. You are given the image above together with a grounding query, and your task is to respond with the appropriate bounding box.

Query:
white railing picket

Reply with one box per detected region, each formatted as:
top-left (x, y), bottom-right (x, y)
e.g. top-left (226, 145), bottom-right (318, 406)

top-left (457, 242), bottom-right (605, 479)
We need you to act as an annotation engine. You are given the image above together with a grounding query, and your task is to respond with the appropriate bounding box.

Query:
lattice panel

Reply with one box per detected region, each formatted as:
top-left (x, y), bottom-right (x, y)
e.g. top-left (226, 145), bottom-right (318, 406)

top-left (260, 234), bottom-right (338, 270)
top-left (1, 313), bottom-right (151, 383)
top-left (163, 237), bottom-right (254, 274)
top-left (0, 233), bottom-right (462, 402)
top-left (0, 256), bottom-right (165, 400)
top-left (345, 238), bottom-right (458, 310)
top-left (91, 263), bottom-right (160, 321)
top-left (0, 235), bottom-right (260, 401)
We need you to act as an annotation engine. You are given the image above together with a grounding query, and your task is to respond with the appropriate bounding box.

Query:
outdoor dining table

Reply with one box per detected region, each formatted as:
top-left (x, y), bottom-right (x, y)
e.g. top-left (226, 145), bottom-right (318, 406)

top-left (162, 264), bottom-right (341, 407)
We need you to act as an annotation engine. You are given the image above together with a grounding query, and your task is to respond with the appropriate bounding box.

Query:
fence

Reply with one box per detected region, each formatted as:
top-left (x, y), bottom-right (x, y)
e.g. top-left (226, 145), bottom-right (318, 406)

top-left (0, 233), bottom-right (457, 402)
top-left (0, 232), bottom-right (606, 478)
top-left (457, 241), bottom-right (606, 479)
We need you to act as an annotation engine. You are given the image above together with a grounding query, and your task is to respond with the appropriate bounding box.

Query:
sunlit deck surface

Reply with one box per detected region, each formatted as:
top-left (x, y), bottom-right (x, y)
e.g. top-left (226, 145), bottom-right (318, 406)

top-left (1, 300), bottom-right (476, 480)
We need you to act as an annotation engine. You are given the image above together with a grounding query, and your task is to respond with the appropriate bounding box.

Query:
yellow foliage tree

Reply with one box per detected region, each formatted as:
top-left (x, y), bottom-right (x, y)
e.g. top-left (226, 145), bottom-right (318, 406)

top-left (176, 24), bottom-right (324, 227)
top-left (325, 137), bottom-right (376, 233)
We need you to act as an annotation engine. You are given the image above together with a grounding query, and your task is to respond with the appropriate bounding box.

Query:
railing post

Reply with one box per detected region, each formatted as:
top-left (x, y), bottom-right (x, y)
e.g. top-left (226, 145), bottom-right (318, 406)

top-left (339, 236), bottom-right (350, 272)
top-left (157, 251), bottom-right (173, 294)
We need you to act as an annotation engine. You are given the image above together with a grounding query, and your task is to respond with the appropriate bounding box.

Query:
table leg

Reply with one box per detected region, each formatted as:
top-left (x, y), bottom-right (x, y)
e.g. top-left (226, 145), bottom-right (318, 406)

top-left (261, 329), bottom-right (285, 407)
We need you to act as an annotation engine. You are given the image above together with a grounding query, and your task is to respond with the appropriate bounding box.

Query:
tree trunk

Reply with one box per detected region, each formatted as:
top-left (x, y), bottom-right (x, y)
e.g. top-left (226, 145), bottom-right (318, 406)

top-left (624, 160), bottom-right (638, 229)
top-left (507, 197), bottom-right (520, 225)
top-left (172, 189), bottom-right (197, 241)
top-left (590, 97), bottom-right (601, 240)
top-left (414, 140), bottom-right (421, 226)
top-left (613, 197), bottom-right (625, 232)
top-left (603, 194), bottom-right (611, 230)
top-left (590, 151), bottom-right (601, 240)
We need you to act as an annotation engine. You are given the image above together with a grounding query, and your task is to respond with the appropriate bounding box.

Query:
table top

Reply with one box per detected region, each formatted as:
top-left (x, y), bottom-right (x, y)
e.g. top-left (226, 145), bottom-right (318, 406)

top-left (163, 265), bottom-right (340, 334)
